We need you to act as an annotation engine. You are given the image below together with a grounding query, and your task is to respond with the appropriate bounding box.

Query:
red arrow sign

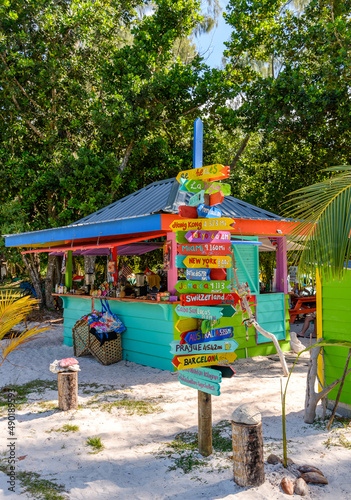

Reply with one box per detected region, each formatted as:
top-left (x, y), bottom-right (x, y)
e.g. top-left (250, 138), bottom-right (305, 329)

top-left (178, 205), bottom-right (198, 218)
top-left (204, 191), bottom-right (224, 206)
top-left (181, 293), bottom-right (238, 306)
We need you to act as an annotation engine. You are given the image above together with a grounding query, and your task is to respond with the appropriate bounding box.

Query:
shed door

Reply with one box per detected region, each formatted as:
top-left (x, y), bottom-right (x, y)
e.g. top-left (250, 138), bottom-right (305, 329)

top-left (256, 293), bottom-right (286, 344)
top-left (227, 239), bottom-right (259, 295)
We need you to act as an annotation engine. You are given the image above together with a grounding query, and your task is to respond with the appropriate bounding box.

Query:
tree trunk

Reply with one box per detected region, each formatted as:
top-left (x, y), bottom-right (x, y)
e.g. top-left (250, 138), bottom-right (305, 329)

top-left (57, 372), bottom-right (78, 411)
top-left (45, 255), bottom-right (56, 309)
top-left (231, 421), bottom-right (265, 487)
top-left (21, 253), bottom-right (44, 306)
top-left (55, 256), bottom-right (62, 286)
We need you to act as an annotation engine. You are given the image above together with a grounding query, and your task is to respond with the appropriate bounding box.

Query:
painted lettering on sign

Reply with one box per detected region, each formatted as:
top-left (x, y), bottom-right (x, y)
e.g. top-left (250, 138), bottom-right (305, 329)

top-left (169, 218), bottom-right (235, 232)
top-left (185, 230), bottom-right (231, 243)
top-left (179, 179), bottom-right (231, 196)
top-left (178, 372), bottom-right (221, 396)
top-left (170, 340), bottom-right (238, 355)
top-left (181, 293), bottom-right (236, 306)
top-left (182, 255), bottom-right (232, 269)
top-left (175, 280), bottom-right (232, 294)
top-left (172, 351), bottom-right (237, 370)
top-left (188, 367), bottom-right (222, 383)
top-left (176, 164), bottom-right (230, 183)
top-left (184, 268), bottom-right (211, 281)
top-left (175, 304), bottom-right (223, 320)
top-left (197, 204), bottom-right (222, 219)
top-left (177, 242), bottom-right (232, 256)
top-left (185, 327), bottom-right (235, 345)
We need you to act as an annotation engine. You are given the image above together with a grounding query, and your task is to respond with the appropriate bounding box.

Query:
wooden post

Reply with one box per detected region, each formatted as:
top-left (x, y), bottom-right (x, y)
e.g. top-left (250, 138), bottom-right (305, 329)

top-left (58, 372), bottom-right (78, 411)
top-left (198, 390), bottom-right (212, 456)
top-left (231, 408), bottom-right (265, 487)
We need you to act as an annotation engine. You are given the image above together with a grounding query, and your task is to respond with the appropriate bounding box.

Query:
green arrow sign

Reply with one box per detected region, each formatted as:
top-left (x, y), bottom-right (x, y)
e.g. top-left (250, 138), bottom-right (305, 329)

top-left (175, 280), bottom-right (232, 294)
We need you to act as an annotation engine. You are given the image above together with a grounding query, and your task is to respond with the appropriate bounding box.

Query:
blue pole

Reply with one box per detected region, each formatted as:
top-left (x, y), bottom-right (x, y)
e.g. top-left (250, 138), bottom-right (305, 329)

top-left (193, 118), bottom-right (203, 170)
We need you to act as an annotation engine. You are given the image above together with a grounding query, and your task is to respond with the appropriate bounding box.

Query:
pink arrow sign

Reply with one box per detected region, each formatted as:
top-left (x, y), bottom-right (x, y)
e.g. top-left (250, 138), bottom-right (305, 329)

top-left (185, 230), bottom-right (231, 243)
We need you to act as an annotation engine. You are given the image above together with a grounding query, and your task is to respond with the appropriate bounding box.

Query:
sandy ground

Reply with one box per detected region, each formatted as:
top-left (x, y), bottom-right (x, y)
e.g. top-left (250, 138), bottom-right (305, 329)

top-left (0, 320), bottom-right (350, 500)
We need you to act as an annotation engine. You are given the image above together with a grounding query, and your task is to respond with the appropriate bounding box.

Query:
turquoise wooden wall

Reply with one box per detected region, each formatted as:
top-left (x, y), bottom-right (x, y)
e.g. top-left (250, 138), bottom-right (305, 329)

top-left (321, 272), bottom-right (351, 406)
top-left (61, 296), bottom-right (175, 371)
top-left (256, 293), bottom-right (286, 344)
top-left (227, 238), bottom-right (259, 295)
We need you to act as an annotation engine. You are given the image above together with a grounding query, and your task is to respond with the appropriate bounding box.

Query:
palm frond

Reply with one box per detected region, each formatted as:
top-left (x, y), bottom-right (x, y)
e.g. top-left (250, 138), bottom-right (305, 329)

top-left (0, 292), bottom-right (39, 340)
top-left (0, 325), bottom-right (49, 367)
top-left (283, 166), bottom-right (351, 282)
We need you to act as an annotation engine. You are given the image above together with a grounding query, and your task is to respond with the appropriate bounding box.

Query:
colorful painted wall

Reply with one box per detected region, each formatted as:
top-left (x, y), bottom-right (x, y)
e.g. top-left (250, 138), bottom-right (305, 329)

top-left (318, 271), bottom-right (351, 407)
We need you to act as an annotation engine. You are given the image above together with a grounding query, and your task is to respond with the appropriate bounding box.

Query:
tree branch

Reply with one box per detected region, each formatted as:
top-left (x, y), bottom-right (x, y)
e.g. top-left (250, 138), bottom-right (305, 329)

top-left (11, 95), bottom-right (46, 140)
top-left (229, 134), bottom-right (250, 169)
top-left (119, 140), bottom-right (135, 172)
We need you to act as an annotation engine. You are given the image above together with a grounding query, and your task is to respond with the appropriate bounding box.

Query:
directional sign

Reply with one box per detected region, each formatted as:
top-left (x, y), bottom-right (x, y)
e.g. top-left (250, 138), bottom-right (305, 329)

top-left (181, 293), bottom-right (236, 306)
top-left (188, 190), bottom-right (205, 207)
top-left (170, 340), bottom-right (237, 355)
top-left (179, 205), bottom-right (198, 218)
top-left (210, 268), bottom-right (227, 280)
top-left (172, 351), bottom-right (237, 370)
top-left (176, 164), bottom-right (230, 183)
top-left (185, 230), bottom-right (231, 243)
top-left (169, 218), bottom-right (235, 232)
top-left (182, 255), bottom-right (232, 269)
top-left (175, 280), bottom-right (232, 294)
top-left (221, 305), bottom-right (237, 317)
top-left (188, 367), bottom-right (222, 383)
top-left (174, 317), bottom-right (198, 333)
top-left (197, 204), bottom-right (222, 219)
top-left (210, 365), bottom-right (236, 378)
top-left (178, 371), bottom-right (220, 396)
top-left (175, 304), bottom-right (223, 320)
top-left (185, 269), bottom-right (211, 281)
top-left (185, 328), bottom-right (236, 345)
top-left (179, 179), bottom-right (231, 196)
top-left (204, 191), bottom-right (224, 207)
top-left (177, 242), bottom-right (232, 256)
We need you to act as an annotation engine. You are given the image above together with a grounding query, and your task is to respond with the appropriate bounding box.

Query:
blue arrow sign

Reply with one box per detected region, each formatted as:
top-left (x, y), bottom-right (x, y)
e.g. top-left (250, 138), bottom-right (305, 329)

top-left (197, 204), bottom-right (222, 218)
top-left (170, 340), bottom-right (238, 355)
top-left (185, 269), bottom-right (211, 281)
top-left (186, 327), bottom-right (235, 345)
top-left (178, 371), bottom-right (220, 396)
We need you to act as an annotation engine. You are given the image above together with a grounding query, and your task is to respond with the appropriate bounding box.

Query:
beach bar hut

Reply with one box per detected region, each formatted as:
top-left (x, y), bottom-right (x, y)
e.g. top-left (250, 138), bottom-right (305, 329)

top-left (4, 177), bottom-right (294, 371)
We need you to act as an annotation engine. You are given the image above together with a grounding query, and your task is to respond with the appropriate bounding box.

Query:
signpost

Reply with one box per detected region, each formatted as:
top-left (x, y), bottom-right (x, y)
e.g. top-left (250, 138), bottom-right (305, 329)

top-left (179, 205), bottom-right (198, 218)
top-left (179, 179), bottom-right (231, 196)
top-left (184, 268), bottom-right (211, 280)
top-left (175, 304), bottom-right (223, 320)
top-left (181, 255), bottom-right (232, 269)
top-left (188, 191), bottom-right (205, 207)
top-left (174, 317), bottom-right (198, 333)
top-left (185, 327), bottom-right (235, 344)
top-left (197, 204), bottom-right (222, 219)
top-left (177, 242), bottom-right (232, 256)
top-left (175, 280), bottom-right (232, 294)
top-left (178, 371), bottom-right (220, 396)
top-left (176, 164), bottom-right (230, 183)
top-left (204, 191), bottom-right (224, 206)
top-left (169, 218), bottom-right (235, 232)
top-left (180, 292), bottom-right (236, 306)
top-left (184, 230), bottom-right (231, 243)
top-left (172, 351), bottom-right (237, 370)
top-left (170, 339), bottom-right (238, 355)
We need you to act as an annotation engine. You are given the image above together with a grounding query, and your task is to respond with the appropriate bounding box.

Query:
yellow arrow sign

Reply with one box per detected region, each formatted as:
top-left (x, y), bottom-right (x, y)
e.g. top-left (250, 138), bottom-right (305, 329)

top-left (173, 351), bottom-right (237, 371)
top-left (169, 218), bottom-right (235, 232)
top-left (174, 317), bottom-right (198, 333)
top-left (183, 255), bottom-right (232, 269)
top-left (176, 164), bottom-right (230, 183)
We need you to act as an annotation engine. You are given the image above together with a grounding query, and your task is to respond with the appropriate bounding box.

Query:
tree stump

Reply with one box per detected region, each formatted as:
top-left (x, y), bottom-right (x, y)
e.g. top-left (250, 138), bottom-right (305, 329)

top-left (58, 372), bottom-right (78, 411)
top-left (198, 390), bottom-right (212, 457)
top-left (231, 409), bottom-right (265, 487)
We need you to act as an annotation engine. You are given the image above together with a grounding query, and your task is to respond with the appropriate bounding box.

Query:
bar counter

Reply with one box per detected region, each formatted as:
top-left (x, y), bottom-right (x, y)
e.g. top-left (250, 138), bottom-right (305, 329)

top-left (54, 293), bottom-right (178, 371)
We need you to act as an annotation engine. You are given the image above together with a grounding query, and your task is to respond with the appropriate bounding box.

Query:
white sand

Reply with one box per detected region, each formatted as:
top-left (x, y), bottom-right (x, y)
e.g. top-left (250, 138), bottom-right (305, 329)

top-left (0, 323), bottom-right (350, 499)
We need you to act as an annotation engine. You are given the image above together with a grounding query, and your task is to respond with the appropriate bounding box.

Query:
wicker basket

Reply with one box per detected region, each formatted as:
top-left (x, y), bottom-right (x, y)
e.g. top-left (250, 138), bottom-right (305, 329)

top-left (72, 319), bottom-right (90, 357)
top-left (72, 319), bottom-right (123, 365)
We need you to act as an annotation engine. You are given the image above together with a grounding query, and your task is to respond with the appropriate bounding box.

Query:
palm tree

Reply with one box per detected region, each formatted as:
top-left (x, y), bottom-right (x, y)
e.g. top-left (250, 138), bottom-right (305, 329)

top-left (0, 292), bottom-right (49, 368)
top-left (283, 166), bottom-right (351, 282)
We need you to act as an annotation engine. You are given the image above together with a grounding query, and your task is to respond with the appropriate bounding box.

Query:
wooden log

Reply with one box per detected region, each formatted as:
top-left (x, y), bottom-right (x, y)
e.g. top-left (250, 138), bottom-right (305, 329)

top-left (198, 390), bottom-right (212, 456)
top-left (231, 420), bottom-right (265, 487)
top-left (58, 372), bottom-right (78, 411)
